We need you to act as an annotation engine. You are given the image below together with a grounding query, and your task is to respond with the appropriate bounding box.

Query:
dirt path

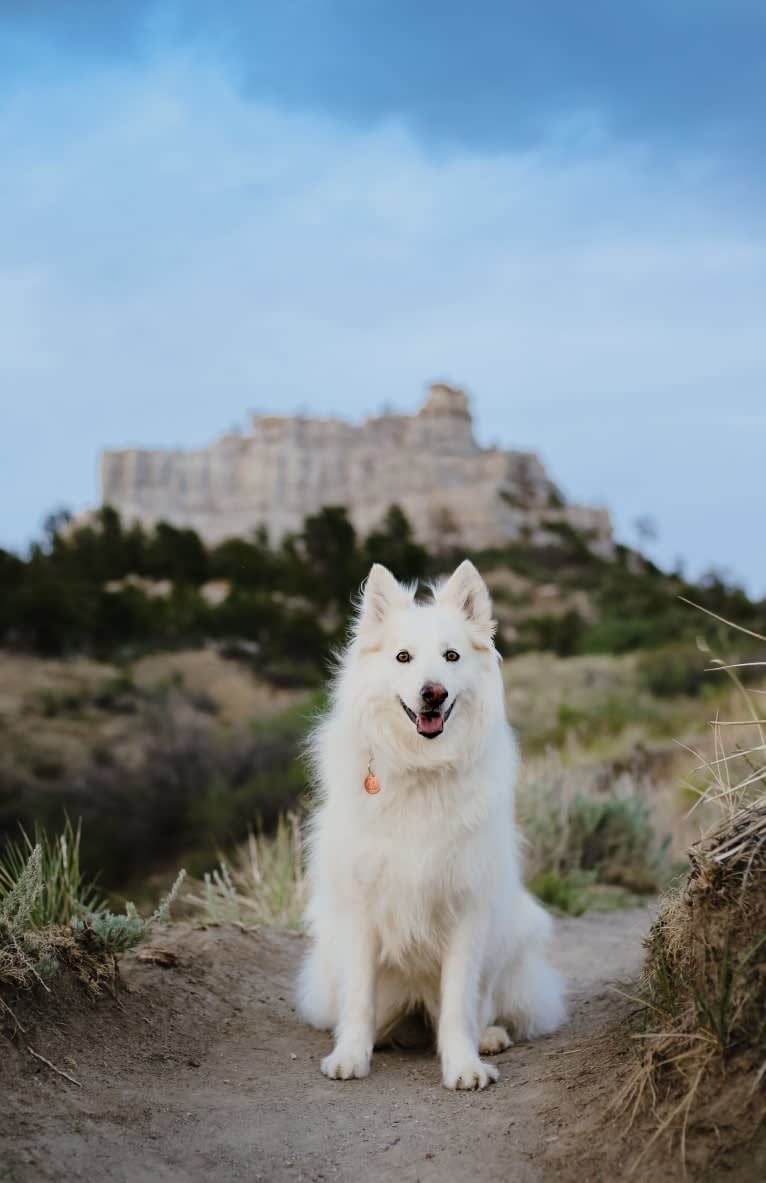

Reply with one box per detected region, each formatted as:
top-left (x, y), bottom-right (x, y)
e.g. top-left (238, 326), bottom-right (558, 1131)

top-left (0, 906), bottom-right (705, 1182)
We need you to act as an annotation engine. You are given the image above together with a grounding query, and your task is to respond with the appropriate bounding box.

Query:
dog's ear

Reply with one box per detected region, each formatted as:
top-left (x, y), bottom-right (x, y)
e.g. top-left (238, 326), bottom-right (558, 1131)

top-left (437, 560), bottom-right (495, 638)
top-left (359, 564), bottom-right (409, 627)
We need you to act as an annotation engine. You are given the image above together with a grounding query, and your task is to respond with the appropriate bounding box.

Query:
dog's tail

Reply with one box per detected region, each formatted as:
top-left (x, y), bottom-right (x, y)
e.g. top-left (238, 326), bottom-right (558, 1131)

top-left (497, 891), bottom-right (567, 1038)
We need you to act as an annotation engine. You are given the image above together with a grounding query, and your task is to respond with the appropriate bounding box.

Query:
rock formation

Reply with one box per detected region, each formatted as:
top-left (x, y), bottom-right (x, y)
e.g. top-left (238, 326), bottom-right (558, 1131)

top-left (99, 384), bottom-right (613, 555)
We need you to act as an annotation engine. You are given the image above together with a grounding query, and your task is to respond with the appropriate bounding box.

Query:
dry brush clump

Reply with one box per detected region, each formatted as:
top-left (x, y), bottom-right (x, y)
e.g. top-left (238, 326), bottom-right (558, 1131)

top-left (0, 825), bottom-right (186, 1006)
top-left (0, 844), bottom-right (119, 998)
top-left (621, 609), bottom-right (766, 1169)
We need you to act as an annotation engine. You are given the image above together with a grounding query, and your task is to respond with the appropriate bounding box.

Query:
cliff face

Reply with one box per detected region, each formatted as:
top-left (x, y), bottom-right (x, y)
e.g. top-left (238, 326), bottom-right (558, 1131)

top-left (100, 384), bottom-right (613, 555)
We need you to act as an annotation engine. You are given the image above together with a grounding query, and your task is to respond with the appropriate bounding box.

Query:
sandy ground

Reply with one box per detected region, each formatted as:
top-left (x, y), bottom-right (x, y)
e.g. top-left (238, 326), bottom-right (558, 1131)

top-left (2, 907), bottom-right (763, 1183)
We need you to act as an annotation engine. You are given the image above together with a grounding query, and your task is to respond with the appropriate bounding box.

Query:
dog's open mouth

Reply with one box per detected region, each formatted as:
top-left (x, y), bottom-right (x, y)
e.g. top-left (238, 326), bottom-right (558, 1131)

top-left (399, 697), bottom-right (456, 739)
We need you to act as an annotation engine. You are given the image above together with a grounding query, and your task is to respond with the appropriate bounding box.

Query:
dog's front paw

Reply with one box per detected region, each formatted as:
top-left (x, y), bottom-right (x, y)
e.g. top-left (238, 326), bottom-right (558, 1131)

top-left (442, 1056), bottom-right (499, 1091)
top-left (321, 1046), bottom-right (371, 1081)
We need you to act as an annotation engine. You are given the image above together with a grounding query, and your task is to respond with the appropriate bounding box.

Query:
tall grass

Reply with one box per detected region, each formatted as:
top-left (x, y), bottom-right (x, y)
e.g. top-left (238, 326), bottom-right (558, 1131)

top-left (186, 813), bottom-right (305, 930)
top-left (680, 609), bottom-right (766, 821)
top-left (0, 817), bottom-right (105, 928)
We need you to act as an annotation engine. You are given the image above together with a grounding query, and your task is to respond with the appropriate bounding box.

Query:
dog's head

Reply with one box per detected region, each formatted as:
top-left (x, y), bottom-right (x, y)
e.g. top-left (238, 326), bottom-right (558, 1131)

top-left (345, 559), bottom-right (503, 769)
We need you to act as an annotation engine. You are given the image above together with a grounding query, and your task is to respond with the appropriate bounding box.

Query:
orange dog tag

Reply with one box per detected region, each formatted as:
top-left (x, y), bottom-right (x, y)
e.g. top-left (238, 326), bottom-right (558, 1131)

top-left (364, 772), bottom-right (381, 795)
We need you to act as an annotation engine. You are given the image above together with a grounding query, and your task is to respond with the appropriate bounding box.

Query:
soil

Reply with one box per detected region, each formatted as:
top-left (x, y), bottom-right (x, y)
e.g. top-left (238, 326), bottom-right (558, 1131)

top-left (2, 907), bottom-right (764, 1183)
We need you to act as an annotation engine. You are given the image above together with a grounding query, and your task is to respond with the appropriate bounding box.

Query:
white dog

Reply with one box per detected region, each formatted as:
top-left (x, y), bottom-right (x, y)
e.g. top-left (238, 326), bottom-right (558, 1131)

top-left (297, 560), bottom-right (565, 1089)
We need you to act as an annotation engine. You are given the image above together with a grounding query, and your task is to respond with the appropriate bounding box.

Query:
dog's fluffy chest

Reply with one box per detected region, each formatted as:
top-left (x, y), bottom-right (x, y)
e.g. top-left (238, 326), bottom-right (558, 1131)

top-left (342, 785), bottom-right (490, 967)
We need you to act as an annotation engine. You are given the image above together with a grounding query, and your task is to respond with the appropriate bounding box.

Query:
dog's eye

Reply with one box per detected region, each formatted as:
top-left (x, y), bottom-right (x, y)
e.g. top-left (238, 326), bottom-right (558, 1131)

top-left (444, 649), bottom-right (460, 662)
top-left (395, 650), bottom-right (412, 663)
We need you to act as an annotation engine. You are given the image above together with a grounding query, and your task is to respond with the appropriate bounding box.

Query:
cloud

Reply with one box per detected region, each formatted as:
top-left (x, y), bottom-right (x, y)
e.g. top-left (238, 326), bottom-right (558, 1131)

top-left (1, 55), bottom-right (764, 592)
top-left (3, 1), bottom-right (765, 167)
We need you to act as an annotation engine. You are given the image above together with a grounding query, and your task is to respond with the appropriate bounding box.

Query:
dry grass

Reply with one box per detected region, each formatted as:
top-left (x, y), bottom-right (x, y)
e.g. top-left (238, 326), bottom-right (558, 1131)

top-left (503, 649), bottom-right (729, 757)
top-left (0, 647), bottom-right (306, 787)
top-left (619, 610), bottom-right (766, 1171)
top-left (131, 649), bottom-right (304, 726)
top-left (517, 749), bottom-right (677, 912)
top-left (186, 813), bottom-right (306, 931)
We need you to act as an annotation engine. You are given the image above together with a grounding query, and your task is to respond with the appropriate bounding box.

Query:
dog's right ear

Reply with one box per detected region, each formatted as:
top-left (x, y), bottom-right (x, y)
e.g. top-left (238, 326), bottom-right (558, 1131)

top-left (359, 564), bottom-right (408, 627)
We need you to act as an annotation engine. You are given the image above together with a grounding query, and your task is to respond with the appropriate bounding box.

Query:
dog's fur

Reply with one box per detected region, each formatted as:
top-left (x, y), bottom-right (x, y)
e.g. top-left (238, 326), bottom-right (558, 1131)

top-left (297, 560), bottom-right (566, 1089)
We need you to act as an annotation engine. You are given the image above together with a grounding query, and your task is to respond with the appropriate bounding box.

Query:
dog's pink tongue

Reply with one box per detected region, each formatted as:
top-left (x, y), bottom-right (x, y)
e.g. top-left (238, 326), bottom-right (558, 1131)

top-left (417, 712), bottom-right (444, 736)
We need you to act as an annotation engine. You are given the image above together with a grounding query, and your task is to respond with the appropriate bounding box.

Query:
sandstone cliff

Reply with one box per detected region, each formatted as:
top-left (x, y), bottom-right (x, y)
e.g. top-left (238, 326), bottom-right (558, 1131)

top-left (99, 384), bottom-right (613, 556)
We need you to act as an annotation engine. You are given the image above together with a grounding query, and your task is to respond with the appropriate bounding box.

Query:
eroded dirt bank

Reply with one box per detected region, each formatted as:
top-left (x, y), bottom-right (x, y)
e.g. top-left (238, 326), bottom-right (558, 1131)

top-left (2, 908), bottom-right (762, 1183)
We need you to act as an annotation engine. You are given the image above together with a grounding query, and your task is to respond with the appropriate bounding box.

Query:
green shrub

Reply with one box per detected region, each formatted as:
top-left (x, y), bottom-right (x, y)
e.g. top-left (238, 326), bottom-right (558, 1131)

top-left (547, 690), bottom-right (663, 748)
top-left (72, 869), bottom-right (186, 952)
top-left (638, 645), bottom-right (709, 698)
top-left (71, 908), bottom-right (147, 952)
top-left (36, 673), bottom-right (141, 718)
top-left (38, 689), bottom-right (87, 717)
top-left (518, 752), bottom-right (674, 903)
top-left (527, 870), bottom-right (594, 916)
top-left (519, 610), bottom-right (585, 657)
top-left (578, 613), bottom-right (678, 655)
top-left (567, 795), bottom-right (669, 892)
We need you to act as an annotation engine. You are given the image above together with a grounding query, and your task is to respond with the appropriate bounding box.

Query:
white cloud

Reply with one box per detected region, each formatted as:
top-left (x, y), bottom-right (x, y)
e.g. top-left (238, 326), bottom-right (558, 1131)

top-left (1, 55), bottom-right (764, 592)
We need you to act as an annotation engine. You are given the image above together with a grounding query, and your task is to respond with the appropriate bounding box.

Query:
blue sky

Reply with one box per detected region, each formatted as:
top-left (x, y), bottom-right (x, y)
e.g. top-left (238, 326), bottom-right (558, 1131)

top-left (1, 1), bottom-right (764, 592)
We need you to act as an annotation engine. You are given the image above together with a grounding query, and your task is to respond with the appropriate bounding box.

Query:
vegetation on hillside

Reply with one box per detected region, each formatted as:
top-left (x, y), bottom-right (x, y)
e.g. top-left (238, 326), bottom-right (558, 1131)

top-left (0, 504), bottom-right (427, 681)
top-left (1, 503), bottom-right (764, 679)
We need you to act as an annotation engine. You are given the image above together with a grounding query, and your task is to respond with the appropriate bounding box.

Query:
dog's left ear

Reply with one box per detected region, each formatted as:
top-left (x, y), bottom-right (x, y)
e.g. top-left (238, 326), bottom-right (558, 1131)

top-left (437, 560), bottom-right (495, 639)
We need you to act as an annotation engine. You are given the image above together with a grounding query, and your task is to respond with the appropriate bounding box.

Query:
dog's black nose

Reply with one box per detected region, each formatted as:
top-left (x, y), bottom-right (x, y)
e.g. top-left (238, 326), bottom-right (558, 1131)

top-left (421, 682), bottom-right (448, 708)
